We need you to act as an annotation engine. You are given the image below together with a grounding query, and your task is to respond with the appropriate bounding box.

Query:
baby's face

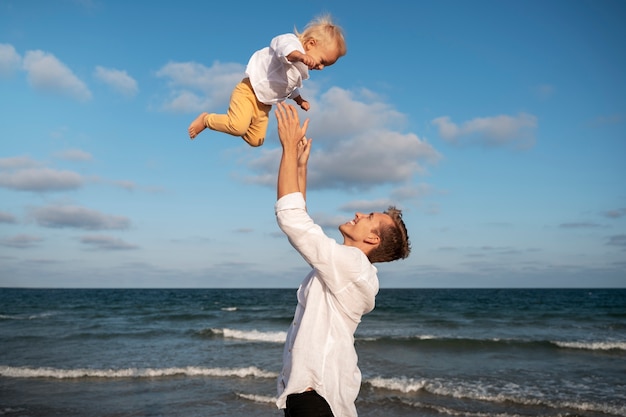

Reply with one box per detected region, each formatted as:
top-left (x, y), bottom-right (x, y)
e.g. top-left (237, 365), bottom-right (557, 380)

top-left (305, 40), bottom-right (341, 70)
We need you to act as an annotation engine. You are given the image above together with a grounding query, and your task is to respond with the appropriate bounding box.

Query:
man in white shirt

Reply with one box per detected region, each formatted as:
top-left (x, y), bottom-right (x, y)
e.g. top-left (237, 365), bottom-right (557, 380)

top-left (274, 103), bottom-right (411, 417)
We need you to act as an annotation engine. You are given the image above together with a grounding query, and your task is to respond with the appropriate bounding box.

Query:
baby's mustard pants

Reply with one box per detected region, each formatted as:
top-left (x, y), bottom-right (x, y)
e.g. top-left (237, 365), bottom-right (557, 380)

top-left (204, 78), bottom-right (272, 147)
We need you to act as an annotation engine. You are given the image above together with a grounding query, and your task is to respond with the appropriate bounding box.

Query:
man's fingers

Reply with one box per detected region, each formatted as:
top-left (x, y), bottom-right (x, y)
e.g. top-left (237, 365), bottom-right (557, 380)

top-left (276, 102), bottom-right (292, 120)
top-left (275, 102), bottom-right (286, 120)
top-left (286, 103), bottom-right (297, 120)
top-left (275, 102), bottom-right (298, 122)
top-left (276, 102), bottom-right (308, 144)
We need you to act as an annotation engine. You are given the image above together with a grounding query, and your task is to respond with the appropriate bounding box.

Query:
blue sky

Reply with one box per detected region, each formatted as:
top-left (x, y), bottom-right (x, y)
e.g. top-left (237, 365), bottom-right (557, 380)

top-left (1, 0), bottom-right (624, 288)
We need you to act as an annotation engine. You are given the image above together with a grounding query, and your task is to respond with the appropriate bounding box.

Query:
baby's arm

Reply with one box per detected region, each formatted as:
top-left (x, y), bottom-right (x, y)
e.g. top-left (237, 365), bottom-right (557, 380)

top-left (287, 50), bottom-right (318, 70)
top-left (292, 95), bottom-right (310, 111)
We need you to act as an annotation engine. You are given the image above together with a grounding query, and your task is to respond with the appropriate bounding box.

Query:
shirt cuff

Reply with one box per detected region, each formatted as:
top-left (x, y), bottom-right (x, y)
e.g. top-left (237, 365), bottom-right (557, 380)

top-left (275, 192), bottom-right (305, 213)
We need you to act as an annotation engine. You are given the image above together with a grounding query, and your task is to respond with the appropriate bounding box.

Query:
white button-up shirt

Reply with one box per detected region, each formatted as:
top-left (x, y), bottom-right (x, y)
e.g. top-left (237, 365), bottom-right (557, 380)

top-left (275, 192), bottom-right (379, 417)
top-left (246, 33), bottom-right (309, 105)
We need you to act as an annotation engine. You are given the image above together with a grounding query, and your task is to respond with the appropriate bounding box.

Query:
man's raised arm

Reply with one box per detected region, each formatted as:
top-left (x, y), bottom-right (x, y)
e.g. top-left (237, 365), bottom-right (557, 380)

top-left (276, 103), bottom-right (310, 200)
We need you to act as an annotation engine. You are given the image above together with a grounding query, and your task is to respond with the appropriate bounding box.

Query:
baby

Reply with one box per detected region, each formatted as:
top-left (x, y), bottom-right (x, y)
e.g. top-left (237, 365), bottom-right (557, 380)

top-left (188, 15), bottom-right (346, 147)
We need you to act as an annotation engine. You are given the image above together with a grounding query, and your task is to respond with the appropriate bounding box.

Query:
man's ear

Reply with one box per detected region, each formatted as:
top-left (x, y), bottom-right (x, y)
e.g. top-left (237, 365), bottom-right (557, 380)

top-left (364, 233), bottom-right (380, 246)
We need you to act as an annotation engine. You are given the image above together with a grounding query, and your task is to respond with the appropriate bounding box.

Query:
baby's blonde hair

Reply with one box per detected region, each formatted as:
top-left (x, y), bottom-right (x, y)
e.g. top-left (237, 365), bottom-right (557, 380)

top-left (295, 14), bottom-right (347, 57)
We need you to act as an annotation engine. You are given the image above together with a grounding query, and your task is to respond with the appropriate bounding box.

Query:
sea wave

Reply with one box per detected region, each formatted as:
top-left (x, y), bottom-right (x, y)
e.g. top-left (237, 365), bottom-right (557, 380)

top-left (0, 312), bottom-right (55, 320)
top-left (205, 328), bottom-right (287, 343)
top-left (365, 376), bottom-right (626, 416)
top-left (0, 407), bottom-right (27, 416)
top-left (50, 328), bottom-right (175, 341)
top-left (236, 392), bottom-right (277, 404)
top-left (554, 340), bottom-right (626, 351)
top-left (358, 334), bottom-right (626, 352)
top-left (397, 398), bottom-right (528, 417)
top-left (0, 365), bottom-right (278, 380)
top-left (367, 376), bottom-right (427, 393)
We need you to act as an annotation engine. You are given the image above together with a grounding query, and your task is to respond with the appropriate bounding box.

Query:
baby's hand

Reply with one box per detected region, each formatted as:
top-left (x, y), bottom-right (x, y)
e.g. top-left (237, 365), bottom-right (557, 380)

top-left (300, 100), bottom-right (310, 111)
top-left (288, 51), bottom-right (318, 69)
top-left (299, 54), bottom-right (320, 70)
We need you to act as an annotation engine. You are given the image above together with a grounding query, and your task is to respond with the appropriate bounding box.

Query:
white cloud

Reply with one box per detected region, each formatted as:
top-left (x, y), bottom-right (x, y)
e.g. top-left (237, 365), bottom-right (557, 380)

top-left (310, 130), bottom-right (438, 190)
top-left (155, 60), bottom-right (245, 112)
top-left (309, 212), bottom-right (351, 229)
top-left (432, 113), bottom-right (537, 149)
top-left (595, 113), bottom-right (626, 126)
top-left (607, 235), bottom-right (626, 247)
top-left (31, 205), bottom-right (131, 230)
top-left (244, 86), bottom-right (441, 192)
top-left (54, 148), bottom-right (93, 162)
top-left (309, 87), bottom-right (408, 140)
top-left (0, 234), bottom-right (43, 248)
top-left (111, 179), bottom-right (136, 191)
top-left (390, 183), bottom-right (437, 201)
top-left (0, 167), bottom-right (83, 192)
top-left (0, 156), bottom-right (41, 170)
top-left (559, 222), bottom-right (604, 229)
top-left (94, 66), bottom-right (138, 97)
top-left (22, 50), bottom-right (92, 101)
top-left (158, 90), bottom-right (208, 113)
top-left (604, 208), bottom-right (626, 219)
top-left (80, 235), bottom-right (139, 250)
top-left (0, 211), bottom-right (18, 224)
top-left (339, 198), bottom-right (397, 213)
top-left (0, 43), bottom-right (21, 77)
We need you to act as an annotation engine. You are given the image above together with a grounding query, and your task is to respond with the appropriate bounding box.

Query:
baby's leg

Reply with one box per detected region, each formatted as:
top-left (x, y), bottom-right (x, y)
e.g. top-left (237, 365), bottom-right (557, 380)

top-left (205, 80), bottom-right (255, 138)
top-left (242, 102), bottom-right (271, 147)
top-left (188, 113), bottom-right (209, 139)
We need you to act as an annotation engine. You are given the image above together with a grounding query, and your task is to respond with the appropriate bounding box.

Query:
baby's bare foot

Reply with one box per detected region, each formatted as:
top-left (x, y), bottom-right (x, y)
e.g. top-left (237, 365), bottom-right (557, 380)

top-left (188, 113), bottom-right (208, 139)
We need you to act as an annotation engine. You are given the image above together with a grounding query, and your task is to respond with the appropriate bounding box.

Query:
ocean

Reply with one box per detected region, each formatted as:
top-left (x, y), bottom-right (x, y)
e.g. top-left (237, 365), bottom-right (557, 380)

top-left (1, 288), bottom-right (624, 417)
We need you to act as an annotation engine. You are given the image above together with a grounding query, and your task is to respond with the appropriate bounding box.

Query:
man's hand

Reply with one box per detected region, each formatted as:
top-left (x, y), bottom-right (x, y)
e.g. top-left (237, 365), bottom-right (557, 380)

top-left (276, 102), bottom-right (310, 200)
top-left (276, 102), bottom-right (309, 151)
top-left (297, 136), bottom-right (312, 168)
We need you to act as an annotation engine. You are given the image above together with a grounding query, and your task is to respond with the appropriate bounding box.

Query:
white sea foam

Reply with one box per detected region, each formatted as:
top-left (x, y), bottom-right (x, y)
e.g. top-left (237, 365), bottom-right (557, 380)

top-left (367, 376), bottom-right (427, 393)
top-left (211, 328), bottom-right (287, 343)
top-left (220, 307), bottom-right (237, 311)
top-left (558, 399), bottom-right (626, 416)
top-left (361, 333), bottom-right (626, 352)
top-left (554, 340), bottom-right (626, 351)
top-left (0, 365), bottom-right (278, 379)
top-left (0, 312), bottom-right (55, 320)
top-left (0, 408), bottom-right (27, 416)
top-left (236, 392), bottom-right (277, 404)
top-left (367, 375), bottom-right (626, 416)
top-left (357, 334), bottom-right (439, 342)
top-left (399, 398), bottom-right (527, 417)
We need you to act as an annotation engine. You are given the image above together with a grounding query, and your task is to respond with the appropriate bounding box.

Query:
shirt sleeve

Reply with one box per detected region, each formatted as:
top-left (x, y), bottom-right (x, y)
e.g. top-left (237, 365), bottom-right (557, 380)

top-left (275, 193), bottom-right (373, 296)
top-left (288, 88), bottom-right (301, 100)
top-left (269, 33), bottom-right (303, 63)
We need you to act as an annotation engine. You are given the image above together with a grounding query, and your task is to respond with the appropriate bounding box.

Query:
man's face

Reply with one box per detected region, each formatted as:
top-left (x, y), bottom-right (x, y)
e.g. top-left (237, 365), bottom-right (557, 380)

top-left (339, 212), bottom-right (393, 243)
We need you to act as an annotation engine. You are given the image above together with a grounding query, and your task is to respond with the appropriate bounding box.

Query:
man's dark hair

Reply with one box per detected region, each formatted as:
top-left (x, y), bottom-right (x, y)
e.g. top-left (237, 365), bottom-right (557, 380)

top-left (367, 206), bottom-right (411, 263)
